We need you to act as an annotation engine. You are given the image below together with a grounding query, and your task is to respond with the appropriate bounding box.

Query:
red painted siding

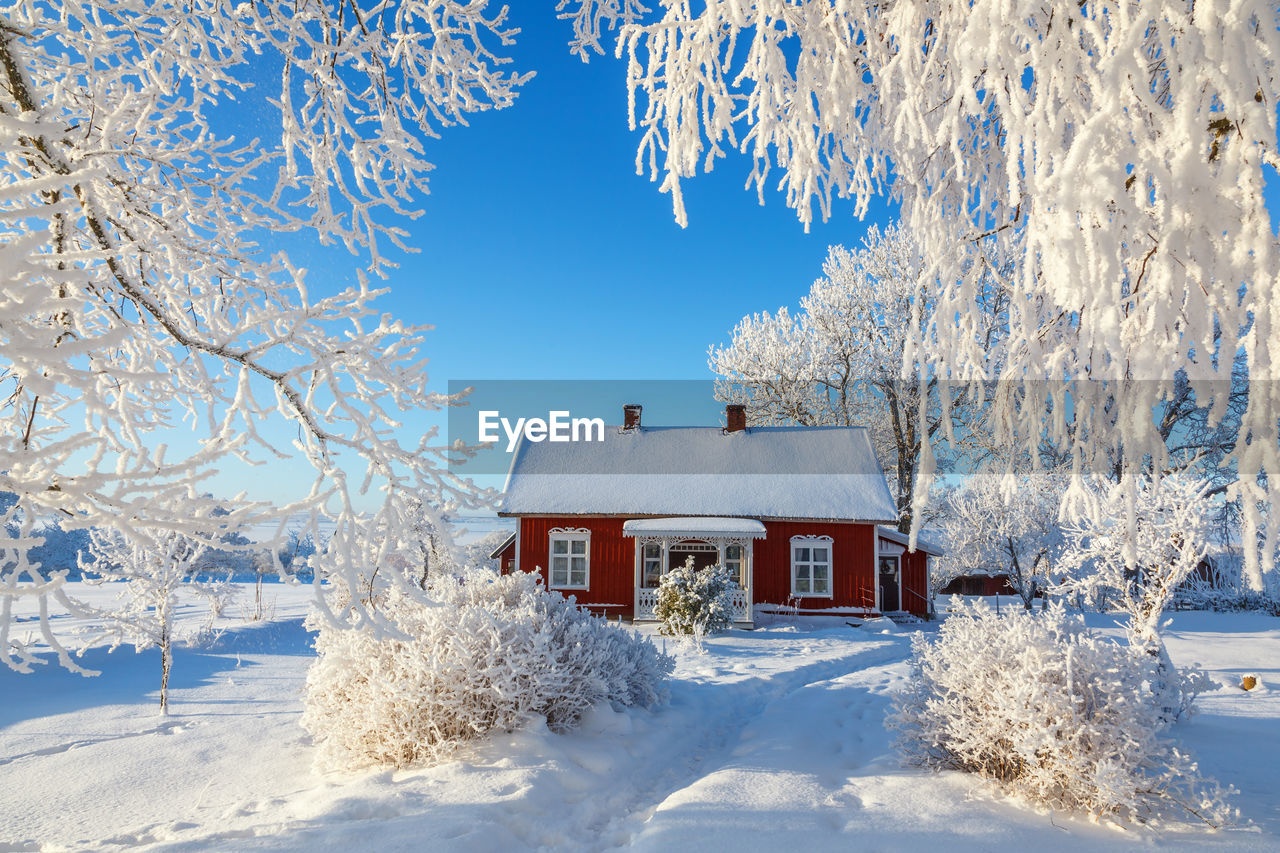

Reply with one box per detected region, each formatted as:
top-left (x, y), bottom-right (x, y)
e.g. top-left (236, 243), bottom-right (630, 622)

top-left (495, 540), bottom-right (516, 574)
top-left (517, 517), bottom-right (637, 618)
top-left (752, 521), bottom-right (878, 613)
top-left (898, 548), bottom-right (931, 616)
top-left (511, 515), bottom-right (932, 619)
top-left (940, 573), bottom-right (1016, 597)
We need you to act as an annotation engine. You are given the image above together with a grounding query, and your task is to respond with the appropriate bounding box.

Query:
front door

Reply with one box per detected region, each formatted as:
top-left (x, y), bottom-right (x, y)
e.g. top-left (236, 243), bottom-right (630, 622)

top-left (878, 555), bottom-right (901, 612)
top-left (668, 541), bottom-right (718, 573)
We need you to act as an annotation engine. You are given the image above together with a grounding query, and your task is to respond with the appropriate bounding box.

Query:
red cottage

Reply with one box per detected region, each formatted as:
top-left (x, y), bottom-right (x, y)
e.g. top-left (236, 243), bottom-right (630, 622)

top-left (491, 405), bottom-right (936, 626)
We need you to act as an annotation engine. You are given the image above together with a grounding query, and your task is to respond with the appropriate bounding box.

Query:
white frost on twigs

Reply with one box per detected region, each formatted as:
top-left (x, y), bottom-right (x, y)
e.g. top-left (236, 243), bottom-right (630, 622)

top-left (571, 0), bottom-right (1280, 586)
top-left (0, 1), bottom-right (528, 669)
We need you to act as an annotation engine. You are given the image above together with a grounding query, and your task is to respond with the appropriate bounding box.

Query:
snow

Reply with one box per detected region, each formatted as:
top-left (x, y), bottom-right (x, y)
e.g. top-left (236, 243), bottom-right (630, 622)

top-left (876, 526), bottom-right (942, 556)
top-left (4, 585), bottom-right (1280, 851)
top-left (499, 426), bottom-right (897, 522)
top-left (622, 518), bottom-right (767, 538)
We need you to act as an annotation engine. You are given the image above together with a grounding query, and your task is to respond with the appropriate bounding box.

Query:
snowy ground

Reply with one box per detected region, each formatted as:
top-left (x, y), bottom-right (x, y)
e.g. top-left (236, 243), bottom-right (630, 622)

top-left (2, 584), bottom-right (1278, 852)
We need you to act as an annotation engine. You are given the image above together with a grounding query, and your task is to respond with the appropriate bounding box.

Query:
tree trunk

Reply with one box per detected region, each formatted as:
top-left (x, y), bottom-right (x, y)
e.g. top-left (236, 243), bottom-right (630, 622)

top-left (159, 598), bottom-right (172, 715)
top-left (1129, 624), bottom-right (1183, 723)
top-left (160, 632), bottom-right (171, 715)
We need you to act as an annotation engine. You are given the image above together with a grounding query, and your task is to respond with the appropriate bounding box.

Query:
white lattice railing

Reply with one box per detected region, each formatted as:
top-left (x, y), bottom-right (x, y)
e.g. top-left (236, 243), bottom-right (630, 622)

top-left (635, 588), bottom-right (660, 621)
top-left (635, 587), bottom-right (750, 623)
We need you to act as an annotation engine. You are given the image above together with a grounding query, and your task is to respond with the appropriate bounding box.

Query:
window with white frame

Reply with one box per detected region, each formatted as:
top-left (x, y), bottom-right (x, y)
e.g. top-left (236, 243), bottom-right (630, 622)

top-left (642, 542), bottom-right (662, 588)
top-left (549, 530), bottom-right (590, 589)
top-left (724, 544), bottom-right (744, 587)
top-left (791, 536), bottom-right (832, 597)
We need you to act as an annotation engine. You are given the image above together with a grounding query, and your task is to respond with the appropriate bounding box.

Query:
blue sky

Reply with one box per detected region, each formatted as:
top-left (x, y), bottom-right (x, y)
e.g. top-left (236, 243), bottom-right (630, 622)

top-left (301, 9), bottom-right (892, 383)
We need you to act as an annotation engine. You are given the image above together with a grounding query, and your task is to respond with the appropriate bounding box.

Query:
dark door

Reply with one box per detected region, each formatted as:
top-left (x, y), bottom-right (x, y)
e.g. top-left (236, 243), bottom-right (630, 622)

top-left (668, 543), bottom-right (718, 573)
top-left (878, 555), bottom-right (900, 612)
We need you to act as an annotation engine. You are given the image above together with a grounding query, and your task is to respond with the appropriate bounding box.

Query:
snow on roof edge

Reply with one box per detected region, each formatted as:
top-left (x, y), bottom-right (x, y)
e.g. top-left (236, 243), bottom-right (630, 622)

top-left (877, 526), bottom-right (943, 556)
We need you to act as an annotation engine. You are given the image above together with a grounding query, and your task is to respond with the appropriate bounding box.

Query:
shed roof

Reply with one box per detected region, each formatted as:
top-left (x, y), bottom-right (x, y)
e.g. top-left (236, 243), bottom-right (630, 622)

top-left (876, 525), bottom-right (944, 556)
top-left (487, 531), bottom-right (516, 560)
top-left (498, 425), bottom-right (897, 522)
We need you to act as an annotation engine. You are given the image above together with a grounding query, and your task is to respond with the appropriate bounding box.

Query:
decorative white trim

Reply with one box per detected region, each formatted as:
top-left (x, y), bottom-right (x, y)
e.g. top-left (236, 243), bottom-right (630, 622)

top-left (514, 521), bottom-right (522, 574)
top-left (548, 528), bottom-right (591, 590)
top-left (790, 535), bottom-right (834, 598)
top-left (622, 517), bottom-right (767, 539)
top-left (631, 533), bottom-right (753, 623)
top-left (872, 526), bottom-right (880, 612)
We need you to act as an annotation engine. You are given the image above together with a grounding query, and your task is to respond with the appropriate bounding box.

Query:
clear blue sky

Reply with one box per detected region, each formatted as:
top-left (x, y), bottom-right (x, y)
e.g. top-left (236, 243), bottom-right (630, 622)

top-left (301, 9), bottom-right (893, 383)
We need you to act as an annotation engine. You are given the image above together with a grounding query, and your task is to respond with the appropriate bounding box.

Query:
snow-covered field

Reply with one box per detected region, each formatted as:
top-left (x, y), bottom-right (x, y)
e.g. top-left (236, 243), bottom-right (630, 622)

top-left (2, 584), bottom-right (1278, 852)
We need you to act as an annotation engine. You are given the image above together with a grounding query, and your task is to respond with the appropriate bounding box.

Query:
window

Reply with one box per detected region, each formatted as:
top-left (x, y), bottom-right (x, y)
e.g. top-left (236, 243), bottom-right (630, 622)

top-left (549, 530), bottom-right (589, 589)
top-left (642, 542), bottom-right (662, 588)
top-left (791, 536), bottom-right (832, 597)
top-left (724, 544), bottom-right (744, 587)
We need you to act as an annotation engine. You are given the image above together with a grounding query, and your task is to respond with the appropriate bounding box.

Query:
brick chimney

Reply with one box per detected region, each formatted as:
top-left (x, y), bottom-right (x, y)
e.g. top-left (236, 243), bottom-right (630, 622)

top-left (623, 404), bottom-right (642, 431)
top-left (725, 404), bottom-right (746, 433)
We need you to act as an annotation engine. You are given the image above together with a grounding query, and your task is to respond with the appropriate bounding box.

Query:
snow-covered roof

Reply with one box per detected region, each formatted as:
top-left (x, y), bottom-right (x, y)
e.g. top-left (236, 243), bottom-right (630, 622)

top-left (876, 526), bottom-right (943, 556)
top-left (499, 426), bottom-right (897, 522)
top-left (622, 517), bottom-right (768, 539)
top-left (487, 532), bottom-right (516, 559)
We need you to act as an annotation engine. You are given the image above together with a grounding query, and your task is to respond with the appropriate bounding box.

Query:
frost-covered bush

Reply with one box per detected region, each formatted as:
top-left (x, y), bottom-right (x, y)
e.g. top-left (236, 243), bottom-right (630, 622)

top-left (654, 558), bottom-right (736, 638)
top-left (301, 569), bottom-right (674, 770)
top-left (891, 600), bottom-right (1231, 826)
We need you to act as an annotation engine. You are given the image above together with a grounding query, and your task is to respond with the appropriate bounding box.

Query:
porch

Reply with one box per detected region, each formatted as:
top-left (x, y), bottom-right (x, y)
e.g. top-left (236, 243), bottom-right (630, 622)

top-left (623, 517), bottom-right (766, 627)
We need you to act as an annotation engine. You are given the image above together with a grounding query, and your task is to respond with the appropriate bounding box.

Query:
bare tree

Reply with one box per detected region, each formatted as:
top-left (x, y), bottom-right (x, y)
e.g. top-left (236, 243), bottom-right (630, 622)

top-left (937, 472), bottom-right (1069, 610)
top-left (79, 526), bottom-right (232, 714)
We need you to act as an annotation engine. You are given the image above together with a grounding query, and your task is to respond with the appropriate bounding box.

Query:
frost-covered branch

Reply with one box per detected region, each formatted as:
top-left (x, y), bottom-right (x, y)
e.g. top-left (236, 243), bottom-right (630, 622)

top-left (0, 0), bottom-right (526, 670)
top-left (574, 0), bottom-right (1280, 585)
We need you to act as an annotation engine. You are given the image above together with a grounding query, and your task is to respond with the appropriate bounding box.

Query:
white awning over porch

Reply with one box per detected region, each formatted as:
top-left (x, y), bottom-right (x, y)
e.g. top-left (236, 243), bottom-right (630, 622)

top-left (622, 517), bottom-right (767, 539)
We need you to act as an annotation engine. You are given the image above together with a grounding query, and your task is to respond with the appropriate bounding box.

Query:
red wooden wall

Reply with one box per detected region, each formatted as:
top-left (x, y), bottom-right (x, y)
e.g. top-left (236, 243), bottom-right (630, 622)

top-left (511, 516), bottom-right (930, 619)
top-left (752, 520), bottom-right (879, 613)
top-left (495, 539), bottom-right (516, 574)
top-left (897, 548), bottom-right (931, 616)
top-left (517, 516), bottom-right (637, 618)
top-left (939, 573), bottom-right (1016, 597)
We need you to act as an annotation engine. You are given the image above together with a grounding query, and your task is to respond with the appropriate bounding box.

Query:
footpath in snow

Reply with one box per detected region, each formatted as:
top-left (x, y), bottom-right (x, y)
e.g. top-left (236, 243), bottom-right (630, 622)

top-left (2, 585), bottom-right (1278, 852)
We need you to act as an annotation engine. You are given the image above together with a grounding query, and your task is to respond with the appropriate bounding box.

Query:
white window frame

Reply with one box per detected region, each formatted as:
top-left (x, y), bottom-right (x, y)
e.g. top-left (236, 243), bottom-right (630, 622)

top-left (641, 541), bottom-right (663, 589)
top-left (548, 528), bottom-right (591, 590)
top-left (791, 535), bottom-right (834, 598)
top-left (723, 543), bottom-right (745, 588)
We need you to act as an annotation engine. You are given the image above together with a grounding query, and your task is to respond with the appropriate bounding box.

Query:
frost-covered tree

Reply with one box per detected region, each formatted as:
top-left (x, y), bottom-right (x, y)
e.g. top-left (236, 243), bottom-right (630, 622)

top-left (710, 224), bottom-right (1000, 531)
top-left (78, 526), bottom-right (234, 714)
top-left (566, 0), bottom-right (1280, 583)
top-left (937, 471), bottom-right (1069, 610)
top-left (0, 1), bottom-right (525, 670)
top-left (1056, 472), bottom-right (1216, 718)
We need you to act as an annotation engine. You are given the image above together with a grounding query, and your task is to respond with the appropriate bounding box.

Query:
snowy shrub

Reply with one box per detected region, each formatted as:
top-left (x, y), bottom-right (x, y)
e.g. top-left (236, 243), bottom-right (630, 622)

top-left (302, 569), bottom-right (674, 770)
top-left (654, 557), bottom-right (736, 638)
top-left (891, 600), bottom-right (1232, 826)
